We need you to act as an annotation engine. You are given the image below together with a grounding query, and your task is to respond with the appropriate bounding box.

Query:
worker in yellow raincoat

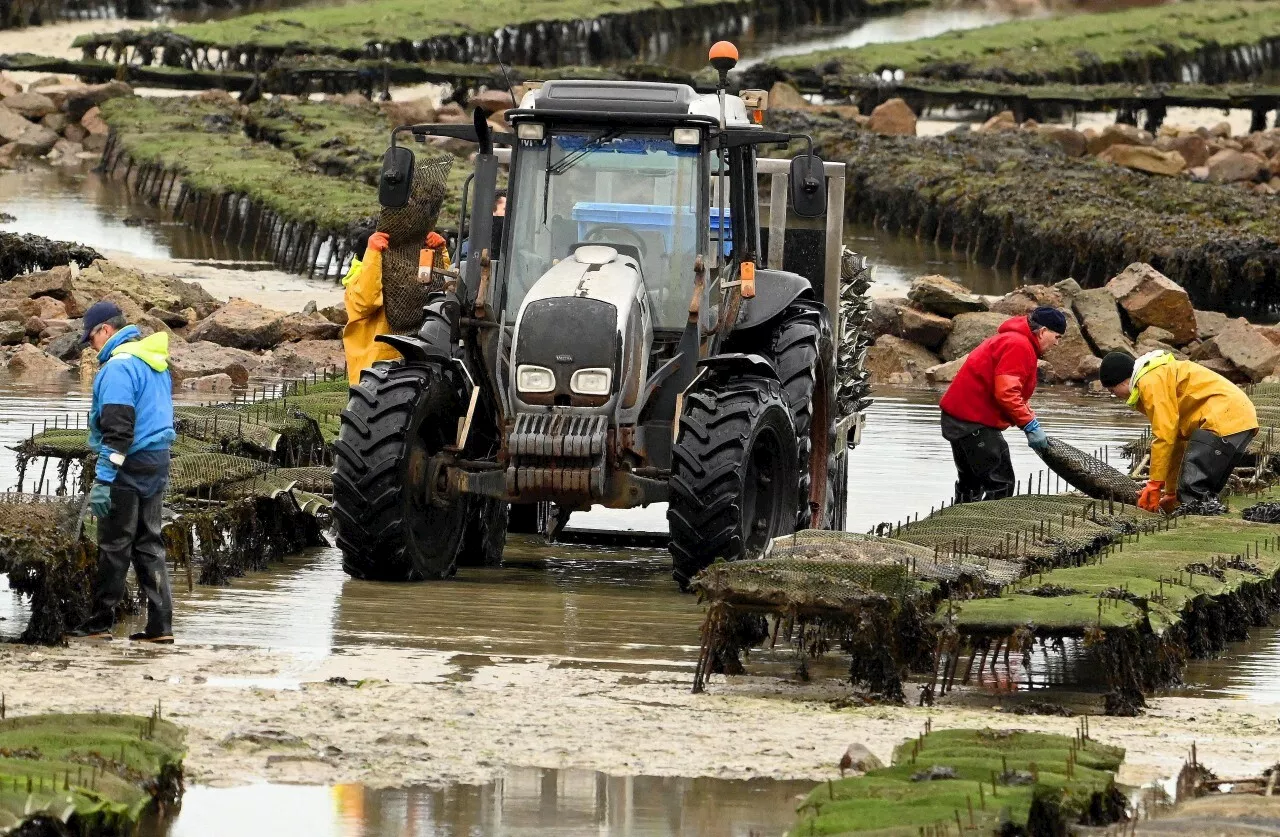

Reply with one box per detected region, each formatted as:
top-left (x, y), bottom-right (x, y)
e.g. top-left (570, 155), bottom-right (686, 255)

top-left (1099, 350), bottom-right (1258, 512)
top-left (342, 231), bottom-right (451, 384)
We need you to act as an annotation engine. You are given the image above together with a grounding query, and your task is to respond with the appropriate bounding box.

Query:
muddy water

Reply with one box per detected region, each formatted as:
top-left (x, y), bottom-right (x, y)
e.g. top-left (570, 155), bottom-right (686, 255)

top-left (139, 769), bottom-right (814, 837)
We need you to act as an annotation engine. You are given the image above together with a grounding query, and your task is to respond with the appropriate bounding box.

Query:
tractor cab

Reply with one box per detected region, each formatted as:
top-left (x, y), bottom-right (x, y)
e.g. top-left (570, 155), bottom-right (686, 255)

top-left (333, 43), bottom-right (867, 589)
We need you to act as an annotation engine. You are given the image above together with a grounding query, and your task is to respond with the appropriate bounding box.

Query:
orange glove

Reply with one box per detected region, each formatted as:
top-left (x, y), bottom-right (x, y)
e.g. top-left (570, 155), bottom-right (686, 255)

top-left (1160, 494), bottom-right (1180, 514)
top-left (425, 231), bottom-right (446, 250)
top-left (1137, 480), bottom-right (1164, 512)
top-left (368, 232), bottom-right (390, 252)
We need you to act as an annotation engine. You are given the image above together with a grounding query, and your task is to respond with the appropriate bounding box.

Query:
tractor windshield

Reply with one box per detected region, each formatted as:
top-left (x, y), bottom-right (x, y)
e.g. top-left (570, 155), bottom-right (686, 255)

top-left (502, 131), bottom-right (706, 329)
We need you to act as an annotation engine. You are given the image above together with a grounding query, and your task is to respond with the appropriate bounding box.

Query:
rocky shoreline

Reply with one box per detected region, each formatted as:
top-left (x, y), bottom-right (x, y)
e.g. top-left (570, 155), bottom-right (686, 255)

top-left (0, 70), bottom-right (127, 169)
top-left (868, 263), bottom-right (1280, 389)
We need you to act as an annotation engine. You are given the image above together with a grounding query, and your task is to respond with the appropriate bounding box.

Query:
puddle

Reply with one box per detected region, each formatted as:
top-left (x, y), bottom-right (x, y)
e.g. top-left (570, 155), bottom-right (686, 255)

top-left (1178, 628), bottom-right (1280, 703)
top-left (847, 220), bottom-right (1020, 299)
top-left (138, 770), bottom-right (813, 837)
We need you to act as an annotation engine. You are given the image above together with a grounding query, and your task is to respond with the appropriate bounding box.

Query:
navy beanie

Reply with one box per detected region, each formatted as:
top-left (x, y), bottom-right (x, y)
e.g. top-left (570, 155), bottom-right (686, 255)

top-left (1028, 306), bottom-right (1067, 335)
top-left (1099, 352), bottom-right (1136, 388)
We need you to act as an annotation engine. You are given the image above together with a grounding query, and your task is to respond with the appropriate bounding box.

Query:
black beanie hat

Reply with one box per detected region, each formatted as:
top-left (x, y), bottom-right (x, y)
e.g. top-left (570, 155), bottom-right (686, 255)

top-left (1028, 306), bottom-right (1067, 335)
top-left (1099, 351), bottom-right (1136, 388)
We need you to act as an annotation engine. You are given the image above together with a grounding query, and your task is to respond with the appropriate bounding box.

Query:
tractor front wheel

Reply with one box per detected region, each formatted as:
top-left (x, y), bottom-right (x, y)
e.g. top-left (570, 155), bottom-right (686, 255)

top-left (333, 362), bottom-right (469, 581)
top-left (668, 377), bottom-right (798, 590)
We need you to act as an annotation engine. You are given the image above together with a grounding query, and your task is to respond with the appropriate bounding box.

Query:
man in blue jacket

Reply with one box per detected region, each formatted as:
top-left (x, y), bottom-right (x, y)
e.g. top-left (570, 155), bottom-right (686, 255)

top-left (67, 301), bottom-right (177, 643)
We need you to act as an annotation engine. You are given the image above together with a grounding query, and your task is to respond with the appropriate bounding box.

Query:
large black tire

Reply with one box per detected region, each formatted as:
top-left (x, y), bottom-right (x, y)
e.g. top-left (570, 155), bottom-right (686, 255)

top-left (457, 496), bottom-right (508, 567)
top-left (768, 300), bottom-right (835, 530)
top-left (668, 377), bottom-right (798, 590)
top-left (333, 363), bottom-right (469, 581)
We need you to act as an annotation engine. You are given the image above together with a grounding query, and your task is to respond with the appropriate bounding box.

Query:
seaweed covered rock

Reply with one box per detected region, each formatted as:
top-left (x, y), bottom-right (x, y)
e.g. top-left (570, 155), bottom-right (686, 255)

top-left (0, 235), bottom-right (101, 283)
top-left (1107, 263), bottom-right (1196, 345)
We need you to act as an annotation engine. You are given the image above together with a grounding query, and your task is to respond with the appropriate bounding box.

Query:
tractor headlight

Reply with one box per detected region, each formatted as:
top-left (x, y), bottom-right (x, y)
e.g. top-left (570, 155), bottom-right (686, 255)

top-left (673, 127), bottom-right (701, 146)
top-left (516, 365), bottom-right (555, 393)
top-left (570, 368), bottom-right (612, 396)
top-left (517, 122), bottom-right (545, 141)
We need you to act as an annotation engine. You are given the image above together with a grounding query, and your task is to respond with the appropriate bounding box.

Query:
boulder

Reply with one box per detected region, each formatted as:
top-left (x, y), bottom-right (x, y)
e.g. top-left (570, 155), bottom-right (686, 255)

top-left (1037, 125), bottom-right (1087, 157)
top-left (1086, 123), bottom-right (1152, 155)
top-left (977, 110), bottom-right (1016, 133)
top-left (23, 316), bottom-right (45, 337)
top-left (0, 304), bottom-right (20, 322)
top-left (278, 312), bottom-right (343, 343)
top-left (1255, 325), bottom-right (1280, 347)
top-left (40, 112), bottom-right (67, 134)
top-left (60, 80), bottom-right (131, 122)
top-left (187, 297), bottom-right (287, 350)
top-left (868, 297), bottom-right (905, 338)
top-left (469, 88), bottom-right (514, 114)
top-left (2, 91), bottom-right (56, 120)
top-left (57, 260), bottom-right (218, 319)
top-left (867, 98), bottom-right (916, 136)
top-left (866, 335), bottom-right (939, 385)
top-left (261, 339), bottom-right (346, 379)
top-left (1194, 309), bottom-right (1231, 340)
top-left (0, 321), bottom-right (26, 345)
top-left (1207, 149), bottom-right (1267, 182)
top-left (80, 106), bottom-right (108, 137)
top-left (896, 305), bottom-right (952, 350)
top-left (20, 296), bottom-right (67, 320)
top-left (1098, 144), bottom-right (1186, 176)
top-left (1106, 263), bottom-right (1196, 345)
top-left (137, 314), bottom-right (183, 342)
top-left (0, 105), bottom-right (31, 144)
top-left (38, 319), bottom-right (72, 340)
top-left (1041, 312), bottom-right (1098, 383)
top-left (43, 330), bottom-right (83, 361)
top-left (1137, 325), bottom-right (1176, 346)
top-left (147, 306), bottom-right (189, 328)
top-left (989, 284), bottom-right (1064, 316)
top-left (769, 82), bottom-right (809, 111)
top-left (49, 138), bottom-right (83, 165)
top-left (0, 142), bottom-right (18, 170)
top-left (182, 373), bottom-right (234, 393)
top-left (333, 91), bottom-right (369, 107)
top-left (1216, 317), bottom-right (1280, 382)
top-left (1198, 356), bottom-right (1249, 383)
top-left (1072, 287), bottom-right (1134, 356)
top-left (839, 743), bottom-right (884, 775)
top-left (63, 124), bottom-right (87, 144)
top-left (1166, 134), bottom-right (1210, 168)
top-left (168, 340), bottom-right (260, 384)
top-left (7, 344), bottom-right (70, 376)
top-left (379, 96), bottom-right (436, 127)
top-left (82, 133), bottom-right (107, 153)
top-left (925, 354), bottom-right (967, 384)
top-left (319, 304), bottom-right (347, 326)
top-left (0, 265), bottom-right (74, 304)
top-left (1208, 121), bottom-right (1232, 139)
top-left (1054, 278), bottom-right (1083, 299)
top-left (13, 123), bottom-right (59, 157)
top-left (1189, 337), bottom-right (1222, 361)
top-left (435, 102), bottom-right (467, 124)
top-left (0, 75), bottom-right (20, 97)
top-left (939, 311), bottom-right (1009, 362)
top-left (908, 275), bottom-right (987, 317)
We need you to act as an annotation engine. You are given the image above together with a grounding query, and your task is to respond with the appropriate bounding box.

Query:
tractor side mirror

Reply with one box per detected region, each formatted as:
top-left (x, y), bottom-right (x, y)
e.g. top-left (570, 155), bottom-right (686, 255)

top-left (378, 145), bottom-right (415, 208)
top-left (788, 153), bottom-right (827, 219)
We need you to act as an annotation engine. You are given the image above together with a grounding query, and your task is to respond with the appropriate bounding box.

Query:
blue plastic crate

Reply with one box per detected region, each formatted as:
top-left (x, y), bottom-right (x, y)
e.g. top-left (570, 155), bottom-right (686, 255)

top-left (571, 202), bottom-right (732, 256)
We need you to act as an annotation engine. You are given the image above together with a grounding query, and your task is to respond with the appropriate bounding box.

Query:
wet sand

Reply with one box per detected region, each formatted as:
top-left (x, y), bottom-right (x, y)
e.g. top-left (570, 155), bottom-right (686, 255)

top-left (0, 18), bottom-right (157, 64)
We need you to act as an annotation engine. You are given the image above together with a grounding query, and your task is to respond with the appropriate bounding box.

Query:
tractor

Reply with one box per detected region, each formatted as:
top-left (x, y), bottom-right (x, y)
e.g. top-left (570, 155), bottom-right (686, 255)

top-left (332, 42), bottom-right (871, 588)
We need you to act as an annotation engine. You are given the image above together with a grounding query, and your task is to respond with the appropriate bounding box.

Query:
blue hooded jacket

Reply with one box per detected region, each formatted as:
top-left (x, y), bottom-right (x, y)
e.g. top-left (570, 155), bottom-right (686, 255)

top-left (89, 325), bottom-right (176, 494)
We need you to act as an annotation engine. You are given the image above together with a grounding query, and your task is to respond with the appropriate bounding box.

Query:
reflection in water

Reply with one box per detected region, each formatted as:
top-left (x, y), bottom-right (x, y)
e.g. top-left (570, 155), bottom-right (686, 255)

top-left (1180, 628), bottom-right (1280, 703)
top-left (846, 221), bottom-right (1021, 299)
top-left (143, 770), bottom-right (812, 837)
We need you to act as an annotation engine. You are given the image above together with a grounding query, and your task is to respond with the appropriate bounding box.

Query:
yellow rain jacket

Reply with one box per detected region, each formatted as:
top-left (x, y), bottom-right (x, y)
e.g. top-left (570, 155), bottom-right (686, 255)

top-left (1129, 352), bottom-right (1258, 486)
top-left (342, 243), bottom-right (450, 384)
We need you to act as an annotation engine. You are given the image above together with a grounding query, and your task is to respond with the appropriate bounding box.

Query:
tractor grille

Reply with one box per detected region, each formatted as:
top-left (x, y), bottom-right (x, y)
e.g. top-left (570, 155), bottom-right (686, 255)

top-left (505, 413), bottom-right (608, 498)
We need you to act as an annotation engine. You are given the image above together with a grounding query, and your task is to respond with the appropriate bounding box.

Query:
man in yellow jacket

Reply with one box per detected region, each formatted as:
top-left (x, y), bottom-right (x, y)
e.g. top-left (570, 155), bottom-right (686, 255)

top-left (342, 231), bottom-right (451, 384)
top-left (1099, 350), bottom-right (1258, 512)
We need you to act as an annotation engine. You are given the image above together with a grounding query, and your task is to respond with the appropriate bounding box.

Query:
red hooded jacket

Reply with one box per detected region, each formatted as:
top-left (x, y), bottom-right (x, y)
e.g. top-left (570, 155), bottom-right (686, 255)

top-left (938, 316), bottom-right (1040, 430)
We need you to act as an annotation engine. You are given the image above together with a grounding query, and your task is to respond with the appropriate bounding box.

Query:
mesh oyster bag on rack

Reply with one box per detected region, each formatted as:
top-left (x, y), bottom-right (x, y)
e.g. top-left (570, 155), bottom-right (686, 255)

top-left (1040, 437), bottom-right (1141, 505)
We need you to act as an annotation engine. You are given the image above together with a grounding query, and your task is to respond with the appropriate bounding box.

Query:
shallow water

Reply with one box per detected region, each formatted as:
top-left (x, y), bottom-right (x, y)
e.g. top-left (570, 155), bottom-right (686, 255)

top-left (138, 770), bottom-right (814, 837)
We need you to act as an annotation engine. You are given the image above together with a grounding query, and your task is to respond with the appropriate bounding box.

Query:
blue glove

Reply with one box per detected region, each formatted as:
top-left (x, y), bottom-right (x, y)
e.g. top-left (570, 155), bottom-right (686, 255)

top-left (89, 483), bottom-right (112, 518)
top-left (1023, 419), bottom-right (1049, 454)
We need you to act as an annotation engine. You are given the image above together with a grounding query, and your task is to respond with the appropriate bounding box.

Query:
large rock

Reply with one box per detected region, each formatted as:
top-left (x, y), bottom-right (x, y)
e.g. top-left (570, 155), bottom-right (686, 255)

top-left (187, 298), bottom-right (288, 350)
top-left (168, 340), bottom-right (259, 384)
top-left (79, 106), bottom-right (108, 137)
top-left (908, 275), bottom-right (987, 317)
top-left (379, 96), bottom-right (436, 127)
top-left (42, 260), bottom-right (218, 317)
top-left (1198, 356), bottom-right (1250, 383)
top-left (1137, 325), bottom-right (1176, 346)
top-left (469, 88), bottom-right (514, 114)
top-left (1194, 309), bottom-right (1231, 340)
top-left (0, 105), bottom-right (30, 143)
top-left (989, 284), bottom-right (1065, 316)
top-left (261, 339), bottom-right (346, 379)
top-left (867, 98), bottom-right (916, 136)
top-left (13, 123), bottom-right (59, 157)
top-left (925, 354), bottom-right (967, 384)
top-left (1207, 149), bottom-right (1267, 183)
top-left (977, 110), bottom-right (1016, 133)
top-left (769, 81), bottom-right (809, 110)
top-left (868, 297), bottom-right (905, 337)
top-left (1216, 317), bottom-right (1280, 382)
top-left (7, 344), bottom-right (70, 376)
top-left (1255, 325), bottom-right (1280, 347)
top-left (0, 321), bottom-right (26, 345)
top-left (1189, 337), bottom-right (1222, 361)
top-left (319, 304), bottom-right (347, 326)
top-left (1, 91), bottom-right (56, 119)
top-left (939, 311), bottom-right (1009, 362)
top-left (1038, 125), bottom-right (1087, 157)
top-left (866, 335), bottom-right (939, 385)
top-left (1098, 144), bottom-right (1186, 176)
top-left (1163, 134), bottom-right (1210, 168)
top-left (182, 373), bottom-right (234, 393)
top-left (20, 296), bottom-right (67, 320)
top-left (867, 298), bottom-right (952, 349)
top-left (1086, 123), bottom-right (1152, 155)
top-left (278, 313), bottom-right (343, 343)
top-left (1041, 312), bottom-right (1099, 383)
top-left (43, 330), bottom-right (83, 361)
top-left (1106, 263), bottom-right (1196, 345)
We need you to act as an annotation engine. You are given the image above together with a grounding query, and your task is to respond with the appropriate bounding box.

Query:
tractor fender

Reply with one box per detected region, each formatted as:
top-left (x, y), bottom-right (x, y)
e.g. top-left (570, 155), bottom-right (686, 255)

top-left (733, 269), bottom-right (813, 332)
top-left (373, 291), bottom-right (460, 364)
top-left (696, 352), bottom-right (779, 382)
top-left (373, 334), bottom-right (440, 364)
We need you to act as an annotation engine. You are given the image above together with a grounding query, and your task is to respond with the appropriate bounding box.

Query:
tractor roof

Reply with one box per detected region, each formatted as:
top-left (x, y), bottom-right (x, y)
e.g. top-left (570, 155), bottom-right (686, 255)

top-left (515, 79), bottom-right (753, 127)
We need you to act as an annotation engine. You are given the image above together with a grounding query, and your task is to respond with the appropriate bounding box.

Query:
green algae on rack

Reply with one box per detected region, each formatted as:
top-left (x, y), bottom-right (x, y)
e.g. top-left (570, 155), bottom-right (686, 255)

top-left (791, 727), bottom-right (1125, 836)
top-left (754, 0), bottom-right (1280, 88)
top-left (0, 711), bottom-right (184, 835)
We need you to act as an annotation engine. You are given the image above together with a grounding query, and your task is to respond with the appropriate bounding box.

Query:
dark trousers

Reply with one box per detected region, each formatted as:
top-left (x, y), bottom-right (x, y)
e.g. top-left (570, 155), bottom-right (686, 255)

top-left (948, 424), bottom-right (1016, 504)
top-left (1178, 428), bottom-right (1257, 504)
top-left (85, 485), bottom-right (172, 635)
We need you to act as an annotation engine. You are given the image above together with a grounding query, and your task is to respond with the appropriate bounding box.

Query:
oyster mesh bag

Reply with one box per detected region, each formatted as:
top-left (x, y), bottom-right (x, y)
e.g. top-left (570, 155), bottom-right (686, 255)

top-left (1040, 437), bottom-right (1141, 505)
top-left (377, 156), bottom-right (453, 332)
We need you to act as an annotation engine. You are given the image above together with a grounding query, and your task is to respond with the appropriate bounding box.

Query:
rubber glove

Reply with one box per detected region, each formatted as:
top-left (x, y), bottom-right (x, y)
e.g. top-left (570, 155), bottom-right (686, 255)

top-left (368, 232), bottom-right (390, 252)
top-left (1023, 418), bottom-right (1049, 454)
top-left (89, 483), bottom-right (112, 518)
top-left (425, 231), bottom-right (446, 250)
top-left (1137, 480), bottom-right (1164, 512)
top-left (1160, 493), bottom-right (1180, 514)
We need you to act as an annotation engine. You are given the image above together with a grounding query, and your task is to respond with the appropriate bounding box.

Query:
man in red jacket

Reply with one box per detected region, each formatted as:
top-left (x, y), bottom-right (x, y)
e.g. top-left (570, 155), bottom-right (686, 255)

top-left (938, 306), bottom-right (1067, 503)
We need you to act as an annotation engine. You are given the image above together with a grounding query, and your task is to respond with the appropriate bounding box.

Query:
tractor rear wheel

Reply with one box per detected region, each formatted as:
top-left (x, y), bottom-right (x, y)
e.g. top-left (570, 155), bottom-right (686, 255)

top-left (457, 497), bottom-right (508, 567)
top-left (333, 362), bottom-right (469, 581)
top-left (668, 377), bottom-right (798, 590)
